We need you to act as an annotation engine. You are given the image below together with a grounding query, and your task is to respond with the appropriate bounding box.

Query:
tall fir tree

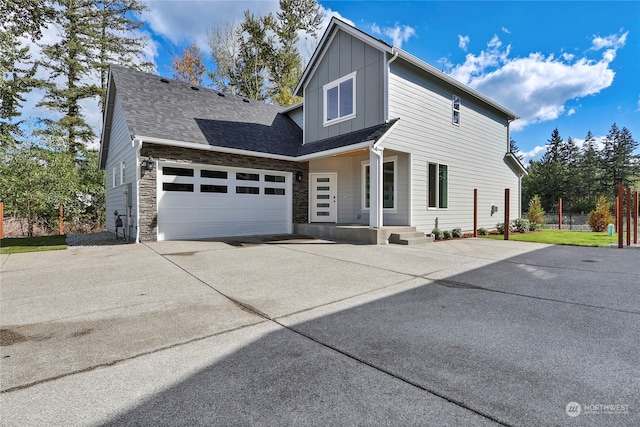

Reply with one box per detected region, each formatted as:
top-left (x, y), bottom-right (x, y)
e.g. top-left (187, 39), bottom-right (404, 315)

top-left (37, 0), bottom-right (101, 153)
top-left (0, 0), bottom-right (54, 145)
top-left (577, 131), bottom-right (603, 210)
top-left (601, 123), bottom-right (639, 195)
top-left (93, 0), bottom-right (151, 109)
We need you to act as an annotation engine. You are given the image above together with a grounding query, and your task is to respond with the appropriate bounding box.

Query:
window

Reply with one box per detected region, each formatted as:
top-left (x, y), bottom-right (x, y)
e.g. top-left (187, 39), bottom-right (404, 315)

top-left (428, 163), bottom-right (448, 209)
top-left (120, 161), bottom-right (125, 185)
top-left (201, 170), bottom-right (227, 179)
top-left (236, 186), bottom-right (259, 194)
top-left (265, 188), bottom-right (285, 195)
top-left (452, 95), bottom-right (461, 125)
top-left (265, 175), bottom-right (285, 183)
top-left (201, 185), bottom-right (227, 193)
top-left (236, 172), bottom-right (259, 181)
top-left (362, 158), bottom-right (396, 210)
top-left (163, 183), bottom-right (194, 192)
top-left (323, 71), bottom-right (356, 125)
top-left (112, 166), bottom-right (117, 188)
top-left (163, 166), bottom-right (194, 177)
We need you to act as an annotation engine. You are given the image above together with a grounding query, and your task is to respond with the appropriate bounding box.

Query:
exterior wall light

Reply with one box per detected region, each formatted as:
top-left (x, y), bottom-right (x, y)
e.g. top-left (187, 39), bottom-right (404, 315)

top-left (295, 171), bottom-right (303, 182)
top-left (142, 156), bottom-right (154, 171)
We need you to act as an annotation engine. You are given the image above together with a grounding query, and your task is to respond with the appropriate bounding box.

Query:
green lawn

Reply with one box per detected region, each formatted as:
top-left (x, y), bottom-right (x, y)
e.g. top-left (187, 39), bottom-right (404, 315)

top-left (481, 229), bottom-right (620, 247)
top-left (0, 235), bottom-right (68, 254)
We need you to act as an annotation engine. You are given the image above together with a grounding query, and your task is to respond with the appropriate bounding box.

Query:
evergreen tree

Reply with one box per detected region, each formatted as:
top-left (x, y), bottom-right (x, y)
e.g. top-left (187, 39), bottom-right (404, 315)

top-left (37, 0), bottom-right (101, 153)
top-left (601, 123), bottom-right (639, 195)
top-left (577, 131), bottom-right (603, 210)
top-left (509, 138), bottom-right (524, 161)
top-left (0, 0), bottom-right (53, 145)
top-left (207, 0), bottom-right (322, 105)
top-left (93, 0), bottom-right (151, 109)
top-left (536, 128), bottom-right (566, 210)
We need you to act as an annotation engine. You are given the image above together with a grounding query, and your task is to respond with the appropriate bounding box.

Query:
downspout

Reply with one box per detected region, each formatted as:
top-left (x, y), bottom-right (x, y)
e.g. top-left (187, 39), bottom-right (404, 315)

top-left (133, 138), bottom-right (142, 243)
top-left (384, 48), bottom-right (399, 122)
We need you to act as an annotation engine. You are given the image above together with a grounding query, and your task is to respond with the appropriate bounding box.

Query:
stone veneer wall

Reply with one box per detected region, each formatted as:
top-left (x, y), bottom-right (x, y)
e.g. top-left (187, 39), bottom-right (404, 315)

top-left (139, 143), bottom-right (309, 242)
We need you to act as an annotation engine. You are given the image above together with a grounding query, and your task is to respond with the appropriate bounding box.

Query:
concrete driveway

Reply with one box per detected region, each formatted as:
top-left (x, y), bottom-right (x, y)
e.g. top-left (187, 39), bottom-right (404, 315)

top-left (1, 237), bottom-right (638, 426)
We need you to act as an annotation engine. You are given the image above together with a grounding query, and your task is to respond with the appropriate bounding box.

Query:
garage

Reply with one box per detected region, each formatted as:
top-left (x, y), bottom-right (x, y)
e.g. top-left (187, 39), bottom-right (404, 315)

top-left (157, 162), bottom-right (292, 240)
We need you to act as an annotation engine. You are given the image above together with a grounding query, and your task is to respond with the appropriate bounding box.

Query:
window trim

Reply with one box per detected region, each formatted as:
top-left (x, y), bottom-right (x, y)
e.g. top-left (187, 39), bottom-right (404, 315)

top-left (452, 95), bottom-right (461, 126)
top-left (361, 156), bottom-right (398, 212)
top-left (112, 166), bottom-right (117, 189)
top-left (120, 161), bottom-right (126, 185)
top-left (322, 71), bottom-right (357, 127)
top-left (428, 162), bottom-right (449, 210)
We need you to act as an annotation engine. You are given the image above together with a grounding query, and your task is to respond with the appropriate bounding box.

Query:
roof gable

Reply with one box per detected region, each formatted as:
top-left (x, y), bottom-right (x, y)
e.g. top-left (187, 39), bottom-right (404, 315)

top-left (296, 17), bottom-right (518, 120)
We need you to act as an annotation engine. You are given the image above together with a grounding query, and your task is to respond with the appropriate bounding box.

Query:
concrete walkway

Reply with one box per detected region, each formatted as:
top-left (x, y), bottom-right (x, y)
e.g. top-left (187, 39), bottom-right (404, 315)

top-left (1, 238), bottom-right (638, 426)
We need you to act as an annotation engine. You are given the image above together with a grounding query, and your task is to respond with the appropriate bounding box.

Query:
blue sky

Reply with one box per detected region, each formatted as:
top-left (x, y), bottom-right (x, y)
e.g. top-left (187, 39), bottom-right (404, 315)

top-left (21, 1), bottom-right (640, 159)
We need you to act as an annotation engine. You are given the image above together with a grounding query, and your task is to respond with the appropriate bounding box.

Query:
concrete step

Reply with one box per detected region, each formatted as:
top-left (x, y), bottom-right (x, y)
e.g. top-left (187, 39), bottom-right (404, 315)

top-left (388, 232), bottom-right (433, 245)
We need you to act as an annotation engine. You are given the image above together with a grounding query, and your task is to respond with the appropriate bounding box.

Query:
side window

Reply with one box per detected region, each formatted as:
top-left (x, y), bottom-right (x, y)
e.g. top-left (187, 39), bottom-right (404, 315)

top-left (323, 71), bottom-right (356, 126)
top-left (428, 163), bottom-right (448, 209)
top-left (120, 161), bottom-right (125, 185)
top-left (452, 95), bottom-right (461, 126)
top-left (112, 166), bottom-right (117, 188)
top-left (362, 158), bottom-right (396, 210)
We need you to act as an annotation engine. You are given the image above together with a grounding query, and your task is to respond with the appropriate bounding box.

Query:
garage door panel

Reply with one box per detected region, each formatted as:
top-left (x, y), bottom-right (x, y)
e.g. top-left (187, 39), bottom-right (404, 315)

top-left (197, 208), bottom-right (233, 222)
top-left (158, 164), bottom-right (291, 241)
top-left (234, 222), bottom-right (262, 235)
top-left (261, 221), bottom-right (288, 233)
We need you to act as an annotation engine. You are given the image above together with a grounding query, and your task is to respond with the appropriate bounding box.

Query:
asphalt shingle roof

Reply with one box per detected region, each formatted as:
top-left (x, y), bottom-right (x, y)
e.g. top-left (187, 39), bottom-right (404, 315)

top-left (108, 65), bottom-right (397, 159)
top-left (110, 65), bottom-right (302, 156)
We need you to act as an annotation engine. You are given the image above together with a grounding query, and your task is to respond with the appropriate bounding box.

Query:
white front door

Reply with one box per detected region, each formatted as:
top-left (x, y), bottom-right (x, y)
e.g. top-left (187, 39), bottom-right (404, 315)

top-left (310, 173), bottom-right (337, 222)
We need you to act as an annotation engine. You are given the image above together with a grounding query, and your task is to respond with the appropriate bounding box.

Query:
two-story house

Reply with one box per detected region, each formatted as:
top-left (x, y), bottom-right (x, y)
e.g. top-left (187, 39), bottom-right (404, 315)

top-left (99, 17), bottom-right (526, 243)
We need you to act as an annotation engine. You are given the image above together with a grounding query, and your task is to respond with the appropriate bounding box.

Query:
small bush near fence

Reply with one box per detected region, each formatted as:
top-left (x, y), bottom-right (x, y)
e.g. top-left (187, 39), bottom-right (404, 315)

top-left (432, 228), bottom-right (443, 241)
top-left (587, 196), bottom-right (614, 232)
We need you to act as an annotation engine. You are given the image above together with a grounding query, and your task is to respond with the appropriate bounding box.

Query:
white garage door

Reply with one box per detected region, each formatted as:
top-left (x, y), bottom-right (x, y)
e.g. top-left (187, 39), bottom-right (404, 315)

top-left (157, 163), bottom-right (292, 241)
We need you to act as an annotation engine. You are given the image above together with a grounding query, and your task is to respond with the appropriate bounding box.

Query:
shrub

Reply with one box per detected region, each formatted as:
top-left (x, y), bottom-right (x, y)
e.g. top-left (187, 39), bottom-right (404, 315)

top-left (478, 227), bottom-right (488, 236)
top-left (527, 195), bottom-right (545, 230)
top-left (512, 218), bottom-right (530, 233)
top-left (496, 222), bottom-right (505, 234)
top-left (587, 196), bottom-right (614, 232)
top-left (451, 228), bottom-right (462, 238)
top-left (431, 228), bottom-right (443, 241)
top-left (443, 230), bottom-right (452, 239)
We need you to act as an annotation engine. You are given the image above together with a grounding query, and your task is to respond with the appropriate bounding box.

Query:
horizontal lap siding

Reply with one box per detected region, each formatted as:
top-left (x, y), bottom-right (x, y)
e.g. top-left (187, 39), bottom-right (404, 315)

top-left (104, 95), bottom-right (138, 236)
top-left (386, 60), bottom-right (520, 233)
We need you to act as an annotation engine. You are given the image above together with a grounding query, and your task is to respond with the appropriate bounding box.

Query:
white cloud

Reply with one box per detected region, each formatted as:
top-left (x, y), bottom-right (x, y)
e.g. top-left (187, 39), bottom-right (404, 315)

top-left (567, 108), bottom-right (576, 116)
top-left (458, 35), bottom-right (470, 52)
top-left (449, 33), bottom-right (625, 131)
top-left (502, 27), bottom-right (511, 34)
top-left (591, 31), bottom-right (628, 50)
top-left (370, 23), bottom-right (416, 48)
top-left (521, 145), bottom-right (547, 162)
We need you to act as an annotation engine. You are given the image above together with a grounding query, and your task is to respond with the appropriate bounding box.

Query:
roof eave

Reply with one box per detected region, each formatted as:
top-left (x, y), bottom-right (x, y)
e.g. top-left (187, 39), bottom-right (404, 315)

top-left (505, 152), bottom-right (528, 176)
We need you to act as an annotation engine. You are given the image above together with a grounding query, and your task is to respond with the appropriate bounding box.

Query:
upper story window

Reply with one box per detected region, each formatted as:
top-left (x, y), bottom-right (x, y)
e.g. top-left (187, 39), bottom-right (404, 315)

top-left (323, 71), bottom-right (356, 126)
top-left (452, 95), bottom-right (461, 126)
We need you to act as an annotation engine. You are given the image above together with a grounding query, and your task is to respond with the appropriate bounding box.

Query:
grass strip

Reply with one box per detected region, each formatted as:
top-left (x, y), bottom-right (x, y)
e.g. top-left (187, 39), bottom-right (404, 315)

top-left (0, 235), bottom-right (67, 254)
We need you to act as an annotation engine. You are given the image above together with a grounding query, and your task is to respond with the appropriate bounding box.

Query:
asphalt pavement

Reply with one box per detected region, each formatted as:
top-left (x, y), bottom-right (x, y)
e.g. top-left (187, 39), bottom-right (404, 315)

top-left (1, 237), bottom-right (638, 426)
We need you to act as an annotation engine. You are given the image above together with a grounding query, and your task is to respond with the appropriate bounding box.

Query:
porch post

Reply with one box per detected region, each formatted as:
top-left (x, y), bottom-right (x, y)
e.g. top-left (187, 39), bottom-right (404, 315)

top-left (369, 147), bottom-right (384, 228)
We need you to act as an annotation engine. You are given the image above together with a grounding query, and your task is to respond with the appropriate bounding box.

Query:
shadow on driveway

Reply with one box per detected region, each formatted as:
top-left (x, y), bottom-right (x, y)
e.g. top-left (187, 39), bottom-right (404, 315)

top-left (102, 245), bottom-right (639, 426)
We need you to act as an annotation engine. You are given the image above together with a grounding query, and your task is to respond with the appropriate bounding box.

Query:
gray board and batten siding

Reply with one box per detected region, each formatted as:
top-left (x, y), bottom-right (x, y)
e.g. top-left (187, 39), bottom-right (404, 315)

top-left (303, 28), bottom-right (385, 144)
top-left (385, 58), bottom-right (521, 233)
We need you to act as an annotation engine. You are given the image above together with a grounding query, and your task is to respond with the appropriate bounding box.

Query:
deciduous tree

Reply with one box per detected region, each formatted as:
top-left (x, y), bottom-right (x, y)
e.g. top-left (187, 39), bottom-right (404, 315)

top-left (172, 42), bottom-right (206, 86)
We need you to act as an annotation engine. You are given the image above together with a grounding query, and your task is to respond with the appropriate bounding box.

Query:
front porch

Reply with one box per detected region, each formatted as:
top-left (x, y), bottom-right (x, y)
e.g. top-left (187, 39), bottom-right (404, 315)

top-left (295, 223), bottom-right (430, 245)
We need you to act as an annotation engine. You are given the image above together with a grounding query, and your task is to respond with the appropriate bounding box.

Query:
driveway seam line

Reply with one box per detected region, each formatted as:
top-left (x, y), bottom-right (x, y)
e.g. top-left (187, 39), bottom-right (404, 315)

top-left (0, 320), bottom-right (267, 394)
